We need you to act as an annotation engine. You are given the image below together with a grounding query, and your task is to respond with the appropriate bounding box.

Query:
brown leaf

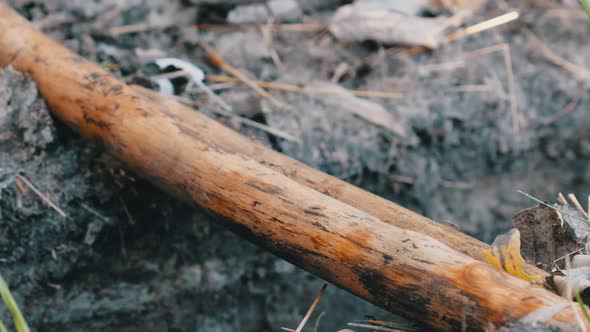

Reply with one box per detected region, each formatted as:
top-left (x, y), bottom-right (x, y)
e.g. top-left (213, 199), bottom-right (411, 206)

top-left (329, 4), bottom-right (446, 48)
top-left (512, 204), bottom-right (580, 271)
top-left (309, 82), bottom-right (407, 137)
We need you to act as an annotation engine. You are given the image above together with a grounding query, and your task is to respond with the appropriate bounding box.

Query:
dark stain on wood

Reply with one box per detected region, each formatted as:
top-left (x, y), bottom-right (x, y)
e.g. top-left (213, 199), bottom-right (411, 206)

top-left (33, 55), bottom-right (48, 65)
top-left (311, 221), bottom-right (329, 232)
top-left (412, 257), bottom-right (435, 265)
top-left (246, 181), bottom-right (283, 195)
top-left (382, 254), bottom-right (393, 264)
top-left (7, 47), bottom-right (24, 63)
top-left (134, 107), bottom-right (149, 117)
top-left (82, 111), bottom-right (110, 130)
top-left (304, 209), bottom-right (327, 217)
top-left (270, 217), bottom-right (285, 224)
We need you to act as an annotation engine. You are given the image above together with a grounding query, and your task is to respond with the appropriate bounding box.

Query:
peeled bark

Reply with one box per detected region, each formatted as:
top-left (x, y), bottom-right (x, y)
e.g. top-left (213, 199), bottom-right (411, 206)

top-left (0, 4), bottom-right (578, 330)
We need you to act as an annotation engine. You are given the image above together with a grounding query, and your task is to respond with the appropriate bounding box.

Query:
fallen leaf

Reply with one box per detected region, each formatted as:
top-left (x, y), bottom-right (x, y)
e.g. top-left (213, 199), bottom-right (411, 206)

top-left (329, 4), bottom-right (447, 48)
top-left (512, 204), bottom-right (580, 271)
top-left (484, 228), bottom-right (543, 283)
top-left (550, 256), bottom-right (590, 303)
top-left (227, 0), bottom-right (302, 24)
top-left (309, 82), bottom-right (406, 137)
top-left (573, 254), bottom-right (590, 268)
top-left (558, 204), bottom-right (590, 242)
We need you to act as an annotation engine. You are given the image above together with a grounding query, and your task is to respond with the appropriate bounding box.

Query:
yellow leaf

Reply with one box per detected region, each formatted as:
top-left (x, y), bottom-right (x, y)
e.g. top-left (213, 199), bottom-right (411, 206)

top-left (484, 229), bottom-right (543, 283)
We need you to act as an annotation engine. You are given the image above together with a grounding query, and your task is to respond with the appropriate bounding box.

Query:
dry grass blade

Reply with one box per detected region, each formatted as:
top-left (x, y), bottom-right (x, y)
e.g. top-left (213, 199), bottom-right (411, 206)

top-left (15, 175), bottom-right (66, 218)
top-left (109, 23), bottom-right (151, 36)
top-left (212, 108), bottom-right (300, 143)
top-left (13, 178), bottom-right (27, 193)
top-left (419, 43), bottom-right (518, 133)
top-left (205, 74), bottom-right (403, 99)
top-left (171, 95), bottom-right (299, 143)
top-left (193, 23), bottom-right (326, 32)
top-left (291, 283), bottom-right (327, 332)
top-left (524, 28), bottom-right (590, 84)
top-left (447, 11), bottom-right (520, 41)
top-left (558, 192), bottom-right (569, 206)
top-left (554, 248), bottom-right (585, 265)
top-left (426, 10), bottom-right (471, 46)
top-left (449, 84), bottom-right (489, 92)
top-left (467, 43), bottom-right (518, 134)
top-left (568, 193), bottom-right (589, 220)
top-left (201, 42), bottom-right (285, 110)
top-left (364, 319), bottom-right (417, 331)
top-left (262, 17), bottom-right (285, 72)
top-left (540, 89), bottom-right (582, 126)
top-left (347, 322), bottom-right (405, 332)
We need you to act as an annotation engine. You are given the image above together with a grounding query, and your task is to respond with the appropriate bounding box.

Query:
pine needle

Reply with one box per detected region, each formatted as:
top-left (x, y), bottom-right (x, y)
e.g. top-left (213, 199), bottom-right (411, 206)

top-left (517, 190), bottom-right (590, 224)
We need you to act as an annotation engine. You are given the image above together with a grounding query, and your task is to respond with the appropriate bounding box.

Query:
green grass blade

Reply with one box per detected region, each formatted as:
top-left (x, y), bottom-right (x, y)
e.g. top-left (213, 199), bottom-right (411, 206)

top-left (0, 320), bottom-right (8, 332)
top-left (576, 292), bottom-right (590, 324)
top-left (313, 312), bottom-right (326, 332)
top-left (0, 274), bottom-right (30, 332)
top-left (517, 190), bottom-right (590, 224)
top-left (581, 0), bottom-right (590, 19)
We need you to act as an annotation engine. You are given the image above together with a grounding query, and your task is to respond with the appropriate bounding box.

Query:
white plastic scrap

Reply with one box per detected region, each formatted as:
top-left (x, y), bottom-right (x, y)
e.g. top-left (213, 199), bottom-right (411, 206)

top-left (154, 58), bottom-right (232, 111)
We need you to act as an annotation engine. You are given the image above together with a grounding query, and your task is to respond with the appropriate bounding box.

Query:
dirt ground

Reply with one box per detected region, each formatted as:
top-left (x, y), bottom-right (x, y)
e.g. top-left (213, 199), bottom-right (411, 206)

top-left (1, 0), bottom-right (590, 331)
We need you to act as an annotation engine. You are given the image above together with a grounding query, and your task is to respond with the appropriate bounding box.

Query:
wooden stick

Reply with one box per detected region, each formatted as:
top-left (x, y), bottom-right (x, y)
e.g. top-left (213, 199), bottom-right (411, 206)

top-left (0, 4), bottom-right (578, 330)
top-left (139, 85), bottom-right (548, 278)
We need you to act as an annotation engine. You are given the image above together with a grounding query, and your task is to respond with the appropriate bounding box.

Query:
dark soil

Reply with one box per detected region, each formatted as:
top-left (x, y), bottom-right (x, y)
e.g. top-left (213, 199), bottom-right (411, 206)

top-left (2, 0), bottom-right (590, 331)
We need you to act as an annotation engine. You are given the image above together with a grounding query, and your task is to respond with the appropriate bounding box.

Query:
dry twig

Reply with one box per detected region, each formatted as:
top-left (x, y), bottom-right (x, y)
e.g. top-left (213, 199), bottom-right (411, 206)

top-left (524, 29), bottom-right (590, 83)
top-left (530, 89), bottom-right (582, 128)
top-left (13, 178), bottom-right (27, 194)
top-left (558, 192), bottom-right (569, 206)
top-left (193, 23), bottom-right (326, 32)
top-left (170, 94), bottom-right (299, 143)
top-left (287, 283), bottom-right (327, 332)
top-left (447, 11), bottom-right (520, 41)
top-left (205, 74), bottom-right (403, 99)
top-left (261, 17), bottom-right (285, 72)
top-left (201, 42), bottom-right (285, 110)
top-left (568, 193), bottom-right (589, 220)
